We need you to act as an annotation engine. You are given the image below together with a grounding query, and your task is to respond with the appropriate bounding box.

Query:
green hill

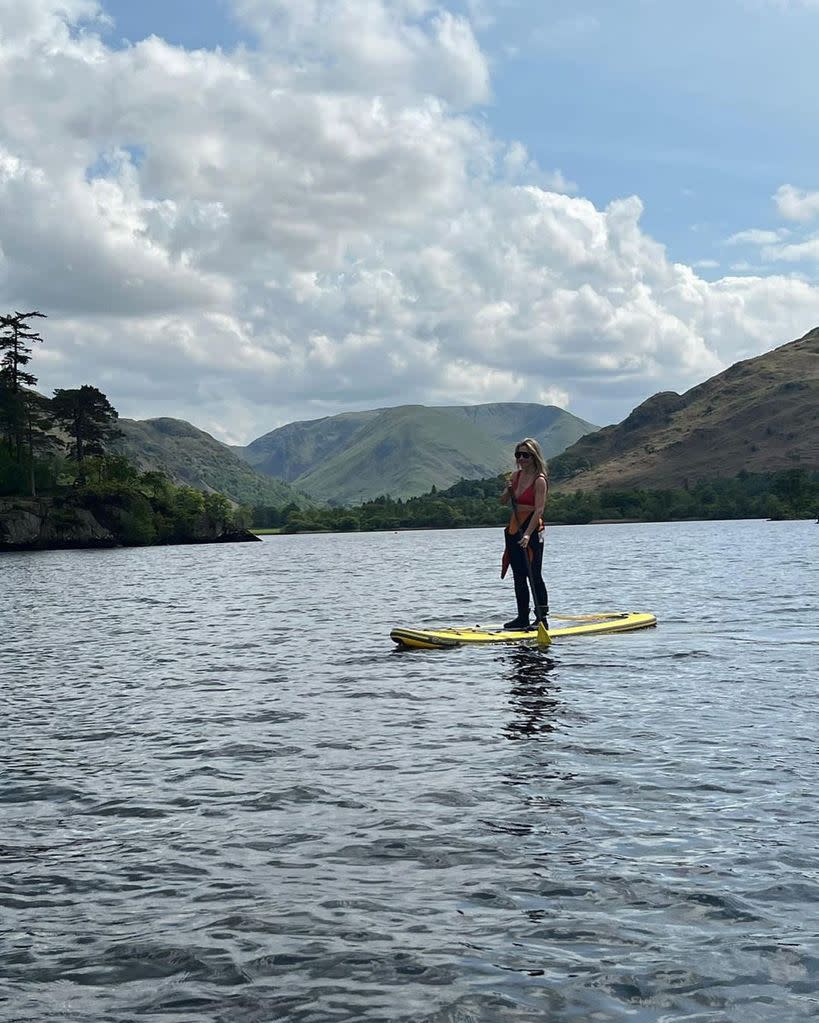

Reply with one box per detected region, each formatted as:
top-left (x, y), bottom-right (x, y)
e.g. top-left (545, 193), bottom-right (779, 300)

top-left (444, 402), bottom-right (598, 455)
top-left (550, 326), bottom-right (819, 491)
top-left (239, 403), bottom-right (598, 504)
top-left (115, 418), bottom-right (310, 507)
top-left (296, 405), bottom-right (507, 505)
top-left (238, 409), bottom-right (380, 481)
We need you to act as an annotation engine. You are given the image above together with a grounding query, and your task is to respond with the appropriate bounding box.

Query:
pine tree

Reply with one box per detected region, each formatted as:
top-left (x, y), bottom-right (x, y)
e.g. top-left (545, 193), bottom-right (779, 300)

top-left (0, 311), bottom-right (47, 463)
top-left (21, 390), bottom-right (56, 497)
top-left (51, 385), bottom-right (121, 469)
top-left (0, 311), bottom-right (46, 393)
top-left (0, 375), bottom-right (18, 454)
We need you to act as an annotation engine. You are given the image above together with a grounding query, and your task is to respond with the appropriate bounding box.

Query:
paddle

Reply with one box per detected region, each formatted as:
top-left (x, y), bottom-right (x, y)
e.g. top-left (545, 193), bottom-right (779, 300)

top-left (508, 486), bottom-right (551, 648)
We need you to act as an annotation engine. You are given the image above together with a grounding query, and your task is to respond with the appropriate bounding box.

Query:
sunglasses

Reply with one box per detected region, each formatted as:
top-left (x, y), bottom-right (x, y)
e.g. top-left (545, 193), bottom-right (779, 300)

top-left (515, 451), bottom-right (532, 459)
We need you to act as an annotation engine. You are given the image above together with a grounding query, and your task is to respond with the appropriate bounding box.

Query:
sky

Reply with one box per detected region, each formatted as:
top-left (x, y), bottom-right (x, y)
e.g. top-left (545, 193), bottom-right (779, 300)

top-left (2, 0), bottom-right (819, 443)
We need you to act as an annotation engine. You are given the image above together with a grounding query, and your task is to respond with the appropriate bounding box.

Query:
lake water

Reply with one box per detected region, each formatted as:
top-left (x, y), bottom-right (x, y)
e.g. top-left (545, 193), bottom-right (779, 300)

top-left (2, 519), bottom-right (818, 1022)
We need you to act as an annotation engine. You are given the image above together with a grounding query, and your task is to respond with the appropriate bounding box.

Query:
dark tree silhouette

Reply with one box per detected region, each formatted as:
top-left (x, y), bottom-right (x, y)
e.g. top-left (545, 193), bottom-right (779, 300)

top-left (0, 376), bottom-right (17, 453)
top-left (0, 311), bottom-right (46, 393)
top-left (51, 385), bottom-right (121, 466)
top-left (0, 311), bottom-right (48, 465)
top-left (21, 390), bottom-right (54, 497)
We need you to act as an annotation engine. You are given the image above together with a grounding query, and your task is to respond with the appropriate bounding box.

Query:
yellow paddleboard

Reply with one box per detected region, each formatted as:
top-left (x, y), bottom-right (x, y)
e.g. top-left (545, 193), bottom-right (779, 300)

top-left (390, 612), bottom-right (657, 649)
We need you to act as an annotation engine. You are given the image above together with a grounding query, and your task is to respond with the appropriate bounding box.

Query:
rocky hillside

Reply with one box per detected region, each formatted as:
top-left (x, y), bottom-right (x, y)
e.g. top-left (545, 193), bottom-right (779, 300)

top-left (550, 327), bottom-right (819, 491)
top-left (239, 402), bottom-right (597, 504)
top-left (115, 418), bottom-right (311, 507)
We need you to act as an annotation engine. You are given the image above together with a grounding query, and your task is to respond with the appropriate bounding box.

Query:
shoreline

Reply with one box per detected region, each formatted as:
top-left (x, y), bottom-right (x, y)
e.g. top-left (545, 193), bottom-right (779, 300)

top-left (0, 530), bottom-right (261, 553)
top-left (0, 493), bottom-right (261, 552)
top-left (252, 515), bottom-right (802, 537)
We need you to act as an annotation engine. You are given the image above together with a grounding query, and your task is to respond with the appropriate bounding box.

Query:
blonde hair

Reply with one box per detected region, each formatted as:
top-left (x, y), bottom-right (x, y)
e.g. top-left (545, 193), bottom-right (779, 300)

top-left (515, 437), bottom-right (547, 480)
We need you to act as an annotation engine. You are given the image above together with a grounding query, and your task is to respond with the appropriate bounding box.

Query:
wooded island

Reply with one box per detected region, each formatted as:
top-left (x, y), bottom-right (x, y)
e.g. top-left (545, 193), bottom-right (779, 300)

top-left (0, 312), bottom-right (255, 550)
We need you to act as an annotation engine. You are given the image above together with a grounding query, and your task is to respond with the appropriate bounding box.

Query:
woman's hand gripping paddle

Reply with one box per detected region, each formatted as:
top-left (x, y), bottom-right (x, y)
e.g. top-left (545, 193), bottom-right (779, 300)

top-left (508, 486), bottom-right (551, 648)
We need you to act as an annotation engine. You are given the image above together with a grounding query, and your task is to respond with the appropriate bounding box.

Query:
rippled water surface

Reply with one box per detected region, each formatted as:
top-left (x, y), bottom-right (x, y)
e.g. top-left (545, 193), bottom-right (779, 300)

top-left (3, 519), bottom-right (819, 1022)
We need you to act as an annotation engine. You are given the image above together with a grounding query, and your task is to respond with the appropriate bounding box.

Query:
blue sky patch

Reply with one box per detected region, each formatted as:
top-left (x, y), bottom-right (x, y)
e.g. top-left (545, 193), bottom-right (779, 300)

top-left (100, 0), bottom-right (248, 52)
top-left (85, 144), bottom-right (146, 182)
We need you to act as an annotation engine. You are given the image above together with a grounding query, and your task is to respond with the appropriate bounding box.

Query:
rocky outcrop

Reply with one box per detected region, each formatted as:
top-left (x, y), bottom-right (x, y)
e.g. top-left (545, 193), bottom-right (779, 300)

top-left (0, 495), bottom-right (260, 551)
top-left (0, 497), bottom-right (116, 550)
top-left (619, 391), bottom-right (686, 434)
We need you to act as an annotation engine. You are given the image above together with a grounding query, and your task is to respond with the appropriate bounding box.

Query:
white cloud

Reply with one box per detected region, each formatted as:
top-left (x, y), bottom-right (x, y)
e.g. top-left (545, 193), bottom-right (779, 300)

top-left (1, 0), bottom-right (818, 441)
top-left (774, 184), bottom-right (819, 222)
top-left (232, 0), bottom-right (491, 107)
top-left (726, 228), bottom-right (788, 245)
top-left (0, 147), bottom-right (230, 315)
top-left (501, 141), bottom-right (577, 193)
top-left (0, 0), bottom-right (106, 50)
top-left (764, 237), bottom-right (819, 263)
top-left (726, 185), bottom-right (819, 269)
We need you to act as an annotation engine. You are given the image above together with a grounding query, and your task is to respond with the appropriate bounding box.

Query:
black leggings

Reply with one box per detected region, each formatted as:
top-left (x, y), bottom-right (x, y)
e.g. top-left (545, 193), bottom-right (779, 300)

top-left (505, 523), bottom-right (549, 620)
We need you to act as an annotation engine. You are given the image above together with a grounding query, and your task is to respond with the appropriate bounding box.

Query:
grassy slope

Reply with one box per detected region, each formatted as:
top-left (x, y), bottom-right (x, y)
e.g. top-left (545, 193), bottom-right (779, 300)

top-left (552, 327), bottom-right (819, 492)
top-left (240, 410), bottom-right (380, 480)
top-left (115, 418), bottom-right (311, 507)
top-left (237, 402), bottom-right (599, 504)
top-left (444, 402), bottom-right (599, 455)
top-left (294, 406), bottom-right (511, 504)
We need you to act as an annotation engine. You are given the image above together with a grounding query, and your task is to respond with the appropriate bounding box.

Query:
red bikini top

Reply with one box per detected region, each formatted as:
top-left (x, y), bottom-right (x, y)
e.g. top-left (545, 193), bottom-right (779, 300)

top-left (513, 470), bottom-right (546, 506)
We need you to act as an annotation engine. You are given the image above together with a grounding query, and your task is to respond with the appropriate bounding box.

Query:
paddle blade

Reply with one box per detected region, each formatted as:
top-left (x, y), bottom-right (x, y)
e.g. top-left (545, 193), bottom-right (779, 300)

top-left (537, 621), bottom-right (551, 647)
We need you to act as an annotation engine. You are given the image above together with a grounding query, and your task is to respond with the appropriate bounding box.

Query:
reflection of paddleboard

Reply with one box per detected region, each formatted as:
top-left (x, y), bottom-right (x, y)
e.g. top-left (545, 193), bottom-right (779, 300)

top-left (391, 611), bottom-right (657, 650)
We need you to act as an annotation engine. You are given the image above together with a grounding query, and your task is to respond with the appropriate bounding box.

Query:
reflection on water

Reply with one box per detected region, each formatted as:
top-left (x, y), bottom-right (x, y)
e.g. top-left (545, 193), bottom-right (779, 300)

top-left (502, 647), bottom-right (560, 741)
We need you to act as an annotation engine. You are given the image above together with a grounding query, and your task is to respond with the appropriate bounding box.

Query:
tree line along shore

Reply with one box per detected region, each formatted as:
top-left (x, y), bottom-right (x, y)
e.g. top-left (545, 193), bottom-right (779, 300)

top-left (249, 469), bottom-right (818, 535)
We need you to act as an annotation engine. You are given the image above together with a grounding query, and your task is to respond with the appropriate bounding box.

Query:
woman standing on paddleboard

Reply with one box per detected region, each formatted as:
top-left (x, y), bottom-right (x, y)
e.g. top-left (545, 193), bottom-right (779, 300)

top-left (500, 438), bottom-right (549, 630)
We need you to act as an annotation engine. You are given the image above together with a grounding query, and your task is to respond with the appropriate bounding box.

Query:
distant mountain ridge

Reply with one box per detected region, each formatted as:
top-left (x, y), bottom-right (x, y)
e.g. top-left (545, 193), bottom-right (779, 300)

top-left (550, 326), bottom-right (819, 491)
top-left (237, 402), bottom-right (599, 504)
top-left (114, 418), bottom-right (310, 507)
top-left (112, 328), bottom-right (818, 509)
